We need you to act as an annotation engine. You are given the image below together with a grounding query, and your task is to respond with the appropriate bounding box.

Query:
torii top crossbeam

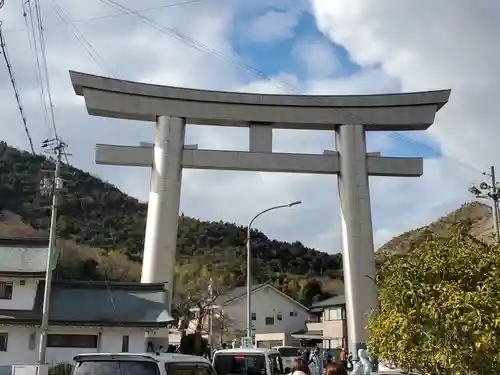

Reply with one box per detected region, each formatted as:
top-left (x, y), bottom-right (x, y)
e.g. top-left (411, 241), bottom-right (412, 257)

top-left (70, 71), bottom-right (450, 131)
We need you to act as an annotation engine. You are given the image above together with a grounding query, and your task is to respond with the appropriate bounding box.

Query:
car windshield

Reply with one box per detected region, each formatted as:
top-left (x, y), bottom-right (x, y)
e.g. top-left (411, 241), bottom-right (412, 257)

top-left (166, 362), bottom-right (216, 375)
top-left (276, 348), bottom-right (299, 358)
top-left (213, 354), bottom-right (267, 375)
top-left (73, 360), bottom-right (160, 375)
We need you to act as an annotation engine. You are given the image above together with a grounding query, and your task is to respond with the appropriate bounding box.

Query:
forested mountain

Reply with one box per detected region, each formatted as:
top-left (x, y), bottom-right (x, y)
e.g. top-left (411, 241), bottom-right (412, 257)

top-left (0, 143), bottom-right (343, 304)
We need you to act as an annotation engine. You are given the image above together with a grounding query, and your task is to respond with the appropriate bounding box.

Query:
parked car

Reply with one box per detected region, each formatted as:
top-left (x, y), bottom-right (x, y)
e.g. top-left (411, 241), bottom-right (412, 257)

top-left (72, 352), bottom-right (215, 375)
top-left (213, 347), bottom-right (286, 375)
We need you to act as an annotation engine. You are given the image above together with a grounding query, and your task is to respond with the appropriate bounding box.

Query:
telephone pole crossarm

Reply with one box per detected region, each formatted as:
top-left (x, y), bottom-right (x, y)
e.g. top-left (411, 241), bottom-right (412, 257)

top-left (469, 165), bottom-right (500, 244)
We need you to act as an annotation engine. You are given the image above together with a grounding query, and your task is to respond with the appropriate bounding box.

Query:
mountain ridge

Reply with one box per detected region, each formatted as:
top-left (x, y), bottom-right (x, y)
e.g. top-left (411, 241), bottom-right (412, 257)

top-left (0, 142), bottom-right (344, 304)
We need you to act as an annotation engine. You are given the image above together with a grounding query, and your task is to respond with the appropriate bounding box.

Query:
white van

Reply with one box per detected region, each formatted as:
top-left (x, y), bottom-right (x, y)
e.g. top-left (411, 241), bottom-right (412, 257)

top-left (73, 353), bottom-right (215, 375)
top-left (212, 348), bottom-right (286, 375)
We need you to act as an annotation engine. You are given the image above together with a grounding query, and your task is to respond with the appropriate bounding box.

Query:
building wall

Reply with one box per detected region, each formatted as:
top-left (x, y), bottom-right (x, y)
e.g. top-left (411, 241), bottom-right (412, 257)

top-left (306, 306), bottom-right (346, 349)
top-left (0, 278), bottom-right (38, 311)
top-left (223, 286), bottom-right (310, 335)
top-left (0, 325), bottom-right (147, 366)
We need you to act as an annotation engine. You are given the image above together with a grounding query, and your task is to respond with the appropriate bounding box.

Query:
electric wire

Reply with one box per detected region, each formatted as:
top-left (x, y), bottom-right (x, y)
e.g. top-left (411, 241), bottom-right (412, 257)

top-left (97, 0), bottom-right (485, 180)
top-left (0, 21), bottom-right (36, 154)
top-left (23, 0), bottom-right (51, 138)
top-left (33, 0), bottom-right (60, 140)
top-left (48, 0), bottom-right (116, 77)
top-left (3, 0), bottom-right (210, 33)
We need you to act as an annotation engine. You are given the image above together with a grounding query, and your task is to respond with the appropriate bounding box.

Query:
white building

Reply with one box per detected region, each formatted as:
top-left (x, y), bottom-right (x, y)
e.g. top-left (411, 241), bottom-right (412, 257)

top-left (191, 284), bottom-right (311, 344)
top-left (0, 237), bottom-right (173, 368)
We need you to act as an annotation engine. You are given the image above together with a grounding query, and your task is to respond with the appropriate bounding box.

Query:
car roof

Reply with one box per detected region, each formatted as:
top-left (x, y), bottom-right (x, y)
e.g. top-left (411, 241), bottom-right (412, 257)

top-left (213, 348), bottom-right (280, 355)
top-left (73, 353), bottom-right (212, 364)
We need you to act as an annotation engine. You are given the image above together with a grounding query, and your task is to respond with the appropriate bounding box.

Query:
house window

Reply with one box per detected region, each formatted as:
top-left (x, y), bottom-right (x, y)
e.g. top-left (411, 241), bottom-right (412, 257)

top-left (265, 317), bottom-right (274, 325)
top-left (289, 311), bottom-right (297, 317)
top-left (327, 308), bottom-right (342, 321)
top-left (47, 334), bottom-right (98, 348)
top-left (277, 314), bottom-right (282, 321)
top-left (122, 335), bottom-right (129, 352)
top-left (0, 282), bottom-right (13, 300)
top-left (0, 333), bottom-right (7, 351)
top-left (251, 312), bottom-right (256, 321)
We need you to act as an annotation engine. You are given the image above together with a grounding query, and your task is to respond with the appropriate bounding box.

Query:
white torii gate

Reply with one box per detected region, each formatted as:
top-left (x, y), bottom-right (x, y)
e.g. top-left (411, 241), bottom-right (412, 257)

top-left (70, 70), bottom-right (450, 355)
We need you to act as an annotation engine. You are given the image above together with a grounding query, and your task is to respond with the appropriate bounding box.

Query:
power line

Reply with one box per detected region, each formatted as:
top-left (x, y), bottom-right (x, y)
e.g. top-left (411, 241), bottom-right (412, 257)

top-left (23, 0), bottom-right (52, 139)
top-left (97, 0), bottom-right (486, 179)
top-left (0, 21), bottom-right (36, 154)
top-left (48, 0), bottom-right (116, 77)
top-left (33, 0), bottom-right (60, 139)
top-left (3, 0), bottom-right (210, 33)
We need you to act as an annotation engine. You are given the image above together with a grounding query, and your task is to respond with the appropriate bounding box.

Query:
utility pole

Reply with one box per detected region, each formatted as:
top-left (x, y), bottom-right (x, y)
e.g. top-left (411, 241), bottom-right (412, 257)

top-left (469, 165), bottom-right (500, 244)
top-left (38, 138), bottom-right (66, 364)
top-left (208, 278), bottom-right (213, 352)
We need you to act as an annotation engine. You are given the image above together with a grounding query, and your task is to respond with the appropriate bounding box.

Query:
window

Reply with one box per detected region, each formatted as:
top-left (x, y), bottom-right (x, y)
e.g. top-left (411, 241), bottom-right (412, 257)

top-left (269, 354), bottom-right (284, 375)
top-left (73, 361), bottom-right (159, 375)
top-left (213, 353), bottom-right (266, 375)
top-left (277, 314), bottom-right (282, 321)
top-left (276, 347), bottom-right (299, 357)
top-left (265, 317), bottom-right (274, 325)
top-left (327, 308), bottom-right (341, 321)
top-left (289, 311), bottom-right (297, 317)
top-left (47, 334), bottom-right (98, 348)
top-left (166, 363), bottom-right (216, 375)
top-left (0, 283), bottom-right (13, 300)
top-left (251, 312), bottom-right (256, 321)
top-left (122, 335), bottom-right (129, 352)
top-left (324, 339), bottom-right (342, 348)
top-left (0, 333), bottom-right (7, 351)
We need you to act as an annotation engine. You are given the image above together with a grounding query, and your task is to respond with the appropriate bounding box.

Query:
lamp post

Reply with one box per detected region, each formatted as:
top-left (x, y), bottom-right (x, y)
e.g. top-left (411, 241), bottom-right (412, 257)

top-left (246, 201), bottom-right (302, 343)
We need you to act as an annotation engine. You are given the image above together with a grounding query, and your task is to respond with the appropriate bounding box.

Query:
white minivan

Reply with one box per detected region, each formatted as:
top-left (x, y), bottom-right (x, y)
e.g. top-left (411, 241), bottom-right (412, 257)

top-left (73, 353), bottom-right (215, 375)
top-left (212, 348), bottom-right (286, 375)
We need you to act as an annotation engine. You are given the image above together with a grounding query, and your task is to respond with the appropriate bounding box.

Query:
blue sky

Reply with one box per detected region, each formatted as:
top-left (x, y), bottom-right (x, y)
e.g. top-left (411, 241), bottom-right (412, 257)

top-left (0, 0), bottom-right (492, 253)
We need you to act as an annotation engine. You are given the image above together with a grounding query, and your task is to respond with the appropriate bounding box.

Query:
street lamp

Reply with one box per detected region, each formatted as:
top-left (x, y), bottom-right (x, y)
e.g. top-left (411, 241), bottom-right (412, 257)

top-left (245, 201), bottom-right (302, 342)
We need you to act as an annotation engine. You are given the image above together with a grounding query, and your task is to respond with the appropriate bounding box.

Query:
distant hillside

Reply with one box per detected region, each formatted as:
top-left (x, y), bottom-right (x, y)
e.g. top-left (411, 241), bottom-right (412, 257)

top-left (377, 201), bottom-right (494, 261)
top-left (0, 143), bottom-right (344, 304)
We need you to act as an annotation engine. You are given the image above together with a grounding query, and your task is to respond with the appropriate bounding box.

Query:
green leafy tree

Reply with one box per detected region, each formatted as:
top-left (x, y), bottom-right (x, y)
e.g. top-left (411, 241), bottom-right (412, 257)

top-left (368, 227), bottom-right (500, 374)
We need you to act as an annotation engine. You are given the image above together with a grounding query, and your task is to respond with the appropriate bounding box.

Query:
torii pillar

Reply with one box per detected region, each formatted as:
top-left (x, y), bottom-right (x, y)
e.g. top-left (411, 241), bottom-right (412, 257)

top-left (70, 70), bottom-right (450, 355)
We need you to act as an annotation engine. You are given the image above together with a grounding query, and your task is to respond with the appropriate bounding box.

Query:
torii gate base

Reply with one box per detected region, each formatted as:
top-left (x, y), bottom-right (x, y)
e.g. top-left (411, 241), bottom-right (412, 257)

top-left (70, 71), bottom-right (450, 356)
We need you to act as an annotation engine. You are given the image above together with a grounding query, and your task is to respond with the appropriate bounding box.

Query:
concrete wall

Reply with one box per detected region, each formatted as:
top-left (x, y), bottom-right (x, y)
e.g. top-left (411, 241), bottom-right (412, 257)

top-left (0, 278), bottom-right (38, 311)
top-left (223, 286), bottom-right (310, 335)
top-left (0, 326), bottom-right (146, 366)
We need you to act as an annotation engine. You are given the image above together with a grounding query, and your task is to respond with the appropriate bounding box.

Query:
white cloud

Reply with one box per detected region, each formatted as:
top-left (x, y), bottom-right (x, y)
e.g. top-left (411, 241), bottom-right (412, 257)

top-left (0, 0), bottom-right (494, 257)
top-left (291, 37), bottom-right (342, 79)
top-left (246, 9), bottom-right (301, 43)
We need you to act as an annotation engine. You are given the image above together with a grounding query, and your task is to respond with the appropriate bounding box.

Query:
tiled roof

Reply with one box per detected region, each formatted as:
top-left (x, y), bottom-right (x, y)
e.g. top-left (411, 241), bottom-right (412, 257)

top-left (215, 284), bottom-right (265, 305)
top-left (310, 295), bottom-right (346, 309)
top-left (0, 237), bottom-right (54, 276)
top-left (0, 281), bottom-right (173, 327)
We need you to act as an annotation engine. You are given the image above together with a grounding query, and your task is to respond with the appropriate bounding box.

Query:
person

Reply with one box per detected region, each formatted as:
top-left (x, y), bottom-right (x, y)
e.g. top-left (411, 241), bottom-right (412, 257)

top-left (326, 349), bottom-right (333, 363)
top-left (324, 362), bottom-right (347, 375)
top-left (339, 348), bottom-right (346, 368)
top-left (309, 348), bottom-right (324, 375)
top-left (346, 353), bottom-right (353, 371)
top-left (291, 358), bottom-right (311, 375)
top-left (301, 348), bottom-right (310, 363)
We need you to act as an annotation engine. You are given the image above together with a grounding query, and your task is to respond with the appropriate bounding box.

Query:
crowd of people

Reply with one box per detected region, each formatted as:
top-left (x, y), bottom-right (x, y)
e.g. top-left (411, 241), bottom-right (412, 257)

top-left (290, 357), bottom-right (347, 375)
top-left (297, 347), bottom-right (352, 375)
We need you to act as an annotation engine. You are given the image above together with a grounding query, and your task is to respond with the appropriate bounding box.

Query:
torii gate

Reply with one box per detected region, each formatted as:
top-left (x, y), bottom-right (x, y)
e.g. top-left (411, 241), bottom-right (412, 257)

top-left (70, 70), bottom-right (450, 355)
